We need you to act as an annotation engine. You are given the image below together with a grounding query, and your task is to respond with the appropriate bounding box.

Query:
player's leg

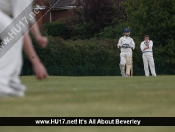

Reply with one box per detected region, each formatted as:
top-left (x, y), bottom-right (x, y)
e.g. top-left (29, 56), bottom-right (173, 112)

top-left (142, 54), bottom-right (149, 76)
top-left (0, 38), bottom-right (25, 97)
top-left (126, 53), bottom-right (132, 76)
top-left (119, 53), bottom-right (126, 77)
top-left (0, 10), bottom-right (13, 85)
top-left (9, 38), bottom-right (26, 92)
top-left (8, 0), bottom-right (34, 91)
top-left (148, 55), bottom-right (156, 76)
top-left (0, 10), bottom-right (24, 97)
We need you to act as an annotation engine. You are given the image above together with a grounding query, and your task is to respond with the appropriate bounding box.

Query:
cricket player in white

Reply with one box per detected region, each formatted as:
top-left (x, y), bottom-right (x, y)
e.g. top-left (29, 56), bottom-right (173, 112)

top-left (118, 28), bottom-right (135, 77)
top-left (0, 0), bottom-right (48, 97)
top-left (140, 35), bottom-right (156, 76)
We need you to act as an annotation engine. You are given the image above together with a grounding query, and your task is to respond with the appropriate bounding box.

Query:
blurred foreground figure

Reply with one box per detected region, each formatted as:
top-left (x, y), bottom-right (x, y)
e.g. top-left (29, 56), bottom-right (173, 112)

top-left (0, 0), bottom-right (48, 97)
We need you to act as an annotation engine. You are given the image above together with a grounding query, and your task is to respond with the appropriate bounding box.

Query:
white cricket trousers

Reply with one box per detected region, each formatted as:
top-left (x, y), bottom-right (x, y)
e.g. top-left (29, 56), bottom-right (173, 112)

top-left (120, 52), bottom-right (132, 65)
top-left (0, 0), bottom-right (33, 86)
top-left (120, 52), bottom-right (132, 75)
top-left (0, 10), bottom-right (23, 86)
top-left (142, 52), bottom-right (156, 76)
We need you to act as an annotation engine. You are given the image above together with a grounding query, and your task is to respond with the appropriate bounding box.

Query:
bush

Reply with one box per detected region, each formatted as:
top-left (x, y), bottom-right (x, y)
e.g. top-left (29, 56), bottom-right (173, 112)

top-left (22, 36), bottom-right (122, 76)
top-left (42, 21), bottom-right (70, 40)
top-left (22, 34), bottom-right (175, 76)
top-left (98, 22), bottom-right (127, 39)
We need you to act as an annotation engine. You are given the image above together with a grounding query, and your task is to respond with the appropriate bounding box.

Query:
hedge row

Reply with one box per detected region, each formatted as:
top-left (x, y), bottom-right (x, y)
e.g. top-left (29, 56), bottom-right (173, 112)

top-left (22, 36), bottom-right (175, 76)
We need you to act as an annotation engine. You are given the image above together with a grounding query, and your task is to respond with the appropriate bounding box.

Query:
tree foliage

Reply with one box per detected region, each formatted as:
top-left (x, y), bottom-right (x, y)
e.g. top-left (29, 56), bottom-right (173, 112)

top-left (66, 0), bottom-right (126, 39)
top-left (22, 0), bottom-right (175, 76)
top-left (124, 0), bottom-right (175, 43)
top-left (123, 0), bottom-right (175, 66)
top-left (42, 20), bottom-right (70, 40)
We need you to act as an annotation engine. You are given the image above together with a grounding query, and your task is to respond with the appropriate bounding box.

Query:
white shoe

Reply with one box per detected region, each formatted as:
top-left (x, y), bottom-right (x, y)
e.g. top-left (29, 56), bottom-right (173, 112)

top-left (9, 82), bottom-right (26, 92)
top-left (122, 74), bottom-right (128, 77)
top-left (0, 85), bottom-right (25, 97)
top-left (122, 73), bottom-right (125, 77)
top-left (8, 91), bottom-right (25, 97)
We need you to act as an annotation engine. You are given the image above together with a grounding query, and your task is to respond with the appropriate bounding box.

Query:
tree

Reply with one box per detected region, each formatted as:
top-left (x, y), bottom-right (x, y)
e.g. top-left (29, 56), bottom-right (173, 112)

top-left (67, 0), bottom-right (127, 39)
top-left (124, 0), bottom-right (175, 46)
top-left (123, 0), bottom-right (175, 66)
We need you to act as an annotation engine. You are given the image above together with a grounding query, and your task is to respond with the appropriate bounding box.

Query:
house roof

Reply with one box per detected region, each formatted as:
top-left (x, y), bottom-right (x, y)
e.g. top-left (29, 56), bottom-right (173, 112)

top-left (33, 0), bottom-right (45, 6)
top-left (50, 0), bottom-right (72, 7)
top-left (49, 0), bottom-right (83, 10)
top-left (33, 0), bottom-right (46, 9)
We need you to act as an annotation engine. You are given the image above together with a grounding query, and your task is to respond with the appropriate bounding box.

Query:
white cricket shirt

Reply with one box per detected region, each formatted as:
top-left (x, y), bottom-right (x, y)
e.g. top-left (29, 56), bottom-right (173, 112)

top-left (140, 40), bottom-right (153, 53)
top-left (118, 36), bottom-right (135, 52)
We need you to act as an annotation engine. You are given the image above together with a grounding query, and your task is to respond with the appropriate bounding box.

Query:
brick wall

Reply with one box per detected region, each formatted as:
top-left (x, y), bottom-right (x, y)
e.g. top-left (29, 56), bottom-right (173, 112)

top-left (35, 11), bottom-right (43, 25)
top-left (51, 10), bottom-right (73, 22)
top-left (33, 0), bottom-right (74, 25)
top-left (41, 8), bottom-right (51, 24)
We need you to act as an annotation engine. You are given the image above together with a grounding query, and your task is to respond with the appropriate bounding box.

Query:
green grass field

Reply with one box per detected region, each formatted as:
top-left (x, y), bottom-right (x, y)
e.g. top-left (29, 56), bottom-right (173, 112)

top-left (1, 76), bottom-right (175, 132)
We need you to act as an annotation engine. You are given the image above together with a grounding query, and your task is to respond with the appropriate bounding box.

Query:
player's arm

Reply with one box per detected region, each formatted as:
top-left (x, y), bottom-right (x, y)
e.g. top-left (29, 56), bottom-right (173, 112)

top-left (117, 38), bottom-right (122, 48)
top-left (140, 42), bottom-right (145, 52)
top-left (148, 40), bottom-right (153, 49)
top-left (23, 33), bottom-right (48, 80)
top-left (29, 23), bottom-right (48, 48)
top-left (143, 40), bottom-right (152, 50)
top-left (118, 38), bottom-right (130, 48)
top-left (130, 38), bottom-right (135, 50)
top-left (25, 3), bottom-right (48, 49)
top-left (143, 44), bottom-right (149, 51)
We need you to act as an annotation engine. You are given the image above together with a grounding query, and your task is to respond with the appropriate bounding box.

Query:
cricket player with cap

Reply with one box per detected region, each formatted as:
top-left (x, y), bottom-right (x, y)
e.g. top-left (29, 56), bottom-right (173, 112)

top-left (0, 0), bottom-right (48, 97)
top-left (140, 35), bottom-right (156, 76)
top-left (118, 28), bottom-right (135, 77)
